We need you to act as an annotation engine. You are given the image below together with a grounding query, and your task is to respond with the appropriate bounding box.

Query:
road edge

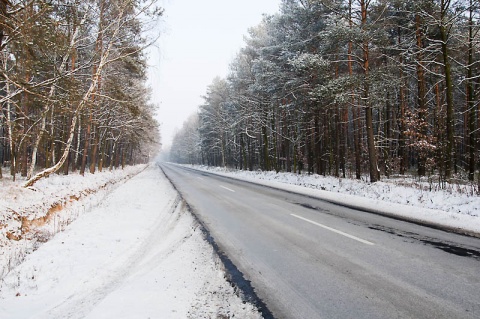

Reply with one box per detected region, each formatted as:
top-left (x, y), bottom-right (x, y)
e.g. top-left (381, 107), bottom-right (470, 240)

top-left (157, 163), bottom-right (276, 319)
top-left (171, 163), bottom-right (480, 239)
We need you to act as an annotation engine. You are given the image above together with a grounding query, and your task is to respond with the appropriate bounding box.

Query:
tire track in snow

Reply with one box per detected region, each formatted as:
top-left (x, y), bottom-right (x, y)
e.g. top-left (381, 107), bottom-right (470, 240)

top-left (44, 185), bottom-right (187, 318)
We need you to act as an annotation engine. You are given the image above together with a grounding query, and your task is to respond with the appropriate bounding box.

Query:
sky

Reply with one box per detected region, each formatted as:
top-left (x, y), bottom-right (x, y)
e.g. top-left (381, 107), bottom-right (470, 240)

top-left (147, 0), bottom-right (281, 148)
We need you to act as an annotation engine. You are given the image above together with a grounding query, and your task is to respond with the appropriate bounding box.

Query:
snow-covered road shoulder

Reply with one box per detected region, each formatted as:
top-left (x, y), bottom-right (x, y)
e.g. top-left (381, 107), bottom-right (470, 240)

top-left (1, 165), bottom-right (148, 278)
top-left (0, 165), bottom-right (261, 319)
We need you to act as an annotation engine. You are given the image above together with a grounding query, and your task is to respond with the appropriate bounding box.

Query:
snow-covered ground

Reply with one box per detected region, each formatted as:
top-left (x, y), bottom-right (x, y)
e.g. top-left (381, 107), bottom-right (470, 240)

top-left (0, 165), bottom-right (261, 318)
top-left (179, 164), bottom-right (480, 237)
top-left (0, 165), bottom-right (148, 279)
top-left (1, 162), bottom-right (478, 318)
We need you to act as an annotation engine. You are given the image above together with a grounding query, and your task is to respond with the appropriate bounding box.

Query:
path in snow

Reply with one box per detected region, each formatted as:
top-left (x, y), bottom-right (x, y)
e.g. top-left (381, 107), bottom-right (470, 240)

top-left (0, 164), bottom-right (261, 319)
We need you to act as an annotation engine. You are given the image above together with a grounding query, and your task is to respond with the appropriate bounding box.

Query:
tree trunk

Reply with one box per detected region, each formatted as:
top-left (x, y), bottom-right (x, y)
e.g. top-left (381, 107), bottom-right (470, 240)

top-left (27, 109), bottom-right (47, 179)
top-left (284, 111), bottom-right (291, 172)
top-left (262, 125), bottom-right (270, 170)
top-left (109, 142), bottom-right (116, 171)
top-left (349, 0), bottom-right (361, 179)
top-left (440, 0), bottom-right (454, 178)
top-left (5, 58), bottom-right (16, 181)
top-left (98, 129), bottom-right (106, 172)
top-left (272, 112), bottom-right (279, 172)
top-left (81, 0), bottom-right (104, 175)
top-left (365, 99), bottom-right (379, 182)
top-left (340, 106), bottom-right (347, 178)
top-left (248, 136), bottom-right (253, 171)
top-left (21, 80), bottom-right (30, 177)
top-left (384, 92), bottom-right (391, 178)
top-left (467, 0), bottom-right (475, 181)
top-left (89, 126), bottom-right (99, 173)
top-left (398, 27), bottom-right (408, 175)
top-left (314, 115), bottom-right (321, 175)
top-left (434, 71), bottom-right (445, 178)
top-left (361, 0), bottom-right (380, 182)
top-left (307, 123), bottom-right (313, 175)
top-left (240, 134), bottom-right (246, 170)
top-left (121, 147), bottom-right (126, 169)
top-left (415, 14), bottom-right (428, 177)
top-left (334, 59), bottom-right (341, 177)
top-left (0, 0), bottom-right (7, 49)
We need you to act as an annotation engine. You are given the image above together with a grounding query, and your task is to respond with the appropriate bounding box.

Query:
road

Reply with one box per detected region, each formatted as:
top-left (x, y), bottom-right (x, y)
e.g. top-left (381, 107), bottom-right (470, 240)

top-left (160, 163), bottom-right (480, 319)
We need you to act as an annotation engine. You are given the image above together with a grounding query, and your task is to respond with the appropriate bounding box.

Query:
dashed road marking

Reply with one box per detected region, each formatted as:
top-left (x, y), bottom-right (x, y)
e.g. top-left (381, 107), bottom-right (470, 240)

top-left (219, 185), bottom-right (235, 192)
top-left (291, 214), bottom-right (374, 246)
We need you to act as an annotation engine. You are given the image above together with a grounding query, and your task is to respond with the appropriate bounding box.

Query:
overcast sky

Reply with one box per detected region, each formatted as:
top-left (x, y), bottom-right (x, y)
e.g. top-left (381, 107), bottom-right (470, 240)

top-left (147, 0), bottom-right (281, 148)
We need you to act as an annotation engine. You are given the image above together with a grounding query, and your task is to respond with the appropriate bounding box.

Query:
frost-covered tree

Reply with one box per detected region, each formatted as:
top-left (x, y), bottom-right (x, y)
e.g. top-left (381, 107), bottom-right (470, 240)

top-left (170, 114), bottom-right (201, 164)
top-left (0, 0), bottom-right (163, 185)
top-left (171, 0), bottom-right (480, 185)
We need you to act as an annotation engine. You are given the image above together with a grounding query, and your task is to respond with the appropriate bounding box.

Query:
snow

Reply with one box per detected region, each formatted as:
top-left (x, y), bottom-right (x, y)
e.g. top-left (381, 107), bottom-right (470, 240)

top-left (0, 165), bottom-right (149, 278)
top-left (1, 160), bottom-right (478, 318)
top-left (178, 164), bottom-right (480, 237)
top-left (0, 165), bottom-right (261, 319)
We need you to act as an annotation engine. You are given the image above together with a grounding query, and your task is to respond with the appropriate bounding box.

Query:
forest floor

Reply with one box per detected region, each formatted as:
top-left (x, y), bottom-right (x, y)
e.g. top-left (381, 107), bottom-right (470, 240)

top-left (0, 164), bottom-right (261, 318)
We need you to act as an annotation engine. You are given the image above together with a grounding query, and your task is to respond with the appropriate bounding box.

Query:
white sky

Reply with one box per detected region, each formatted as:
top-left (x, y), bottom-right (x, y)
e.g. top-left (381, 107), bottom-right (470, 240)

top-left (147, 0), bottom-right (281, 148)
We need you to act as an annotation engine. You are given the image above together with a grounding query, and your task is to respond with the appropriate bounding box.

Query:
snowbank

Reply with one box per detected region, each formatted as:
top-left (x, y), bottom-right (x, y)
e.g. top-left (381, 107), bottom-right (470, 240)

top-left (0, 166), bottom-right (147, 279)
top-left (0, 165), bottom-right (261, 318)
top-left (178, 164), bottom-right (480, 237)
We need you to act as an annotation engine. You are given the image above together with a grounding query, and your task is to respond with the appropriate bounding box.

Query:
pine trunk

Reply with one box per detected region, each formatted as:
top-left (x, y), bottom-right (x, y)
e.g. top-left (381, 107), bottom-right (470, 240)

top-left (80, 111), bottom-right (92, 175)
top-left (398, 28), bottom-right (407, 175)
top-left (361, 0), bottom-right (380, 182)
top-left (467, 1), bottom-right (475, 181)
top-left (89, 127), bottom-right (99, 174)
top-left (440, 0), bottom-right (455, 178)
top-left (348, 0), bottom-right (361, 179)
top-left (415, 14), bottom-right (428, 177)
top-left (262, 125), bottom-right (270, 171)
top-left (0, 0), bottom-right (7, 49)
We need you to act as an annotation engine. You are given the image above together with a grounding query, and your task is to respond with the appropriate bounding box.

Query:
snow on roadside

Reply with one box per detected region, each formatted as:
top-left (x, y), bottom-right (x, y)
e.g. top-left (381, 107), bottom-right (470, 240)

top-left (179, 164), bottom-right (480, 236)
top-left (0, 165), bottom-right (147, 279)
top-left (0, 165), bottom-right (261, 319)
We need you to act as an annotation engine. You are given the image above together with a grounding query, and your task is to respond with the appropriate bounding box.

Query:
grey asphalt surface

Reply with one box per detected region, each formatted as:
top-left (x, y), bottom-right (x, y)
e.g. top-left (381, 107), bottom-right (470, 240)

top-left (159, 163), bottom-right (480, 319)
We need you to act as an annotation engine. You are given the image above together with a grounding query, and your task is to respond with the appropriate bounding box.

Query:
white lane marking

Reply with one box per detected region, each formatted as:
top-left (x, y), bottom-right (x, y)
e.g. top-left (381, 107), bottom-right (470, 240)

top-left (196, 176), bottom-right (204, 181)
top-left (219, 185), bottom-right (235, 192)
top-left (291, 214), bottom-right (374, 246)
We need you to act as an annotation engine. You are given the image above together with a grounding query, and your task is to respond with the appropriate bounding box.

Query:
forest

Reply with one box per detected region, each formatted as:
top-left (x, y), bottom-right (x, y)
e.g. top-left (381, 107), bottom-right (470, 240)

top-left (170, 0), bottom-right (480, 185)
top-left (0, 0), bottom-right (162, 186)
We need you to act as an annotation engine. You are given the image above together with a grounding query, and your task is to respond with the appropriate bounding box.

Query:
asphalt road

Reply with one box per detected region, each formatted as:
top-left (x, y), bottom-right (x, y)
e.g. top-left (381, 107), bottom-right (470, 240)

top-left (160, 163), bottom-right (480, 319)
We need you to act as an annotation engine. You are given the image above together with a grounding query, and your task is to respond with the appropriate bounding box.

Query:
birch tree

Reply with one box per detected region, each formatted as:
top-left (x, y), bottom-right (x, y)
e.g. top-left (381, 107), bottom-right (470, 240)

top-left (20, 0), bottom-right (163, 187)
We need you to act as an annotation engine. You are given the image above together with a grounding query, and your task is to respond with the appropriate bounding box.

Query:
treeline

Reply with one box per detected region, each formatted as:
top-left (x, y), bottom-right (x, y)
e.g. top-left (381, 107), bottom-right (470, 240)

top-left (0, 0), bottom-right (162, 186)
top-left (171, 0), bottom-right (480, 184)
